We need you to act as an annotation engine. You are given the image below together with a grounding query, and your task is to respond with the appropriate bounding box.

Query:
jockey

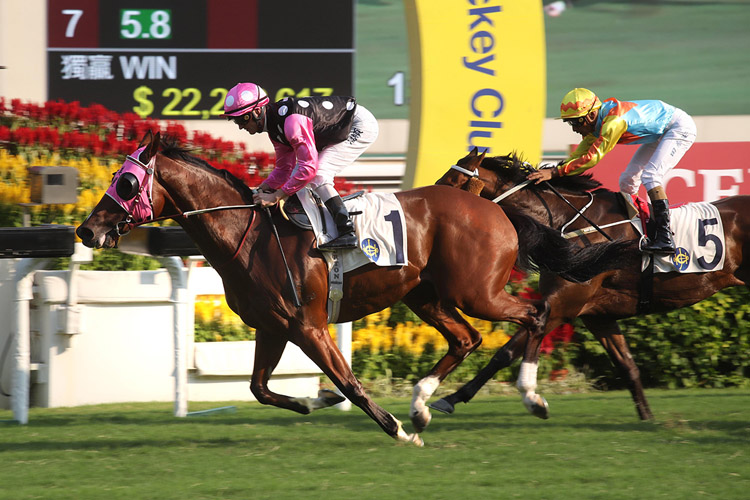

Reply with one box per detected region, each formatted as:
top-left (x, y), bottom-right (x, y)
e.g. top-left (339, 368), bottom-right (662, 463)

top-left (223, 82), bottom-right (379, 250)
top-left (527, 88), bottom-right (697, 255)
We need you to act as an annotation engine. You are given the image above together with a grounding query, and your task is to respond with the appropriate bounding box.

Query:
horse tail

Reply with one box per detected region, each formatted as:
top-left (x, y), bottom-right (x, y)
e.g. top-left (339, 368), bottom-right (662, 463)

top-left (504, 207), bottom-right (638, 283)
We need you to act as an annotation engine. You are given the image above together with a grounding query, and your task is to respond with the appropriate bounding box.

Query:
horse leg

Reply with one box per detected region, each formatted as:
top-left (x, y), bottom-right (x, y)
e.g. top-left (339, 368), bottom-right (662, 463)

top-left (250, 329), bottom-right (344, 414)
top-left (430, 328), bottom-right (528, 414)
top-left (514, 300), bottom-right (554, 419)
top-left (582, 317), bottom-right (654, 420)
top-left (290, 324), bottom-right (423, 446)
top-left (402, 292), bottom-right (484, 432)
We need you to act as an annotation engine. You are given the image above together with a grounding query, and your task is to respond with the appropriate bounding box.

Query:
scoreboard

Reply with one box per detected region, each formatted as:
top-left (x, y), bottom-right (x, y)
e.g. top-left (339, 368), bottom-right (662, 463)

top-left (47, 0), bottom-right (354, 119)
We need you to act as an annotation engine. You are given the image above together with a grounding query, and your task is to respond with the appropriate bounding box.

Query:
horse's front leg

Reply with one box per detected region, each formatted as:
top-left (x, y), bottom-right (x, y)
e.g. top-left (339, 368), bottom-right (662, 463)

top-left (290, 323), bottom-right (423, 446)
top-left (403, 292), bottom-right (483, 432)
top-left (250, 329), bottom-right (344, 414)
top-left (516, 300), bottom-right (553, 419)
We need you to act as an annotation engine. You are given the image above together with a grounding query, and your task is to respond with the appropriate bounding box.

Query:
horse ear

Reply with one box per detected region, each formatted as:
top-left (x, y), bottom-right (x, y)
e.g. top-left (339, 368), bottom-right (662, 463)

top-left (137, 131), bottom-right (160, 164)
top-left (469, 147), bottom-right (479, 157)
top-left (137, 130), bottom-right (153, 150)
top-left (478, 149), bottom-right (487, 162)
top-left (150, 132), bottom-right (161, 158)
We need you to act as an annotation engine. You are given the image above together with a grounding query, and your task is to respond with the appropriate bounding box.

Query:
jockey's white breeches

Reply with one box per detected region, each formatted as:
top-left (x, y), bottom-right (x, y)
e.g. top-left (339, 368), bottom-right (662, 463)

top-left (618, 108), bottom-right (697, 196)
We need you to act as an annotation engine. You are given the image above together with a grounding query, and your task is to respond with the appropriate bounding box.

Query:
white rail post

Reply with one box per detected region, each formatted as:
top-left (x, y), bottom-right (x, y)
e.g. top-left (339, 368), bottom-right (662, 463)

top-left (160, 257), bottom-right (189, 418)
top-left (335, 322), bottom-right (352, 411)
top-left (11, 258), bottom-right (50, 424)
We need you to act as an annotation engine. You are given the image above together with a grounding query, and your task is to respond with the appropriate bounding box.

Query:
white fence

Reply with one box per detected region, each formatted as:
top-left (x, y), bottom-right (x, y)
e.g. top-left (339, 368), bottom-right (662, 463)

top-left (0, 249), bottom-right (343, 423)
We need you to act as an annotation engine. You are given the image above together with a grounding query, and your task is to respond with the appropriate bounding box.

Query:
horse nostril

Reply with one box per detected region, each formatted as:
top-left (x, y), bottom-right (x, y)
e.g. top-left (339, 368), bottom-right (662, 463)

top-left (76, 226), bottom-right (93, 243)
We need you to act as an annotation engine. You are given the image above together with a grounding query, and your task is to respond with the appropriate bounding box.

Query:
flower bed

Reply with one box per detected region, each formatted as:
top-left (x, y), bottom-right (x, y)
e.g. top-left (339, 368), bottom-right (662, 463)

top-left (0, 97), bottom-right (360, 228)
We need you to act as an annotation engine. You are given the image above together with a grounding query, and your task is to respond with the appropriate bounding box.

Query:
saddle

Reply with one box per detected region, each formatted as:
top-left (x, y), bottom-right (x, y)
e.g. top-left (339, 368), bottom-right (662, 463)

top-left (281, 190), bottom-right (365, 230)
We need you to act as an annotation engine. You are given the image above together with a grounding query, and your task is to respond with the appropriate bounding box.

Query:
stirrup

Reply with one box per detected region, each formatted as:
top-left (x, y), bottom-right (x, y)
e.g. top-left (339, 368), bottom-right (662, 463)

top-left (319, 232), bottom-right (358, 251)
top-left (640, 237), bottom-right (675, 255)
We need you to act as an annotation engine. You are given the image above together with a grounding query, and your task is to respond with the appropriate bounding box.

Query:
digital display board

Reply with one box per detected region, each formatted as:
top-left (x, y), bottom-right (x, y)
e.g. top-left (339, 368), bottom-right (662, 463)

top-left (47, 0), bottom-right (354, 120)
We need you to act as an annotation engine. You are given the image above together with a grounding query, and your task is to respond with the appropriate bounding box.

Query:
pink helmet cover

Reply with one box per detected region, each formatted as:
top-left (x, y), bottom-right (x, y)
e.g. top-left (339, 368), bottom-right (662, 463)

top-left (223, 82), bottom-right (270, 116)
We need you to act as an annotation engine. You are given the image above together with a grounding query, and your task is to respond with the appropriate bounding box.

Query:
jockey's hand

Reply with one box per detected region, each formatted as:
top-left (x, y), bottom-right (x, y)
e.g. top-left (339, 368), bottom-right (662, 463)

top-left (253, 189), bottom-right (286, 208)
top-left (527, 167), bottom-right (558, 184)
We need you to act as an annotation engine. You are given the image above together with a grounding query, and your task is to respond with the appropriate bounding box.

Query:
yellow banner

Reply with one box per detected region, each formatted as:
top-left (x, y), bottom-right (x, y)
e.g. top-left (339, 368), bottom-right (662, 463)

top-left (403, 0), bottom-right (546, 189)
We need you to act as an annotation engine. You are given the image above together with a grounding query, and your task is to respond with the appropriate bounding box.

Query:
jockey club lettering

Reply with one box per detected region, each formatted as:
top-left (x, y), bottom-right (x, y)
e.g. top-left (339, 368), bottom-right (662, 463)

top-left (403, 0), bottom-right (545, 189)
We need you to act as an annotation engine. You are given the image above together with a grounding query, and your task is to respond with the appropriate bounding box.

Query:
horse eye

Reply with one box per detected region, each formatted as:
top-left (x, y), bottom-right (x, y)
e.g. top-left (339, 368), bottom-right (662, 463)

top-left (116, 172), bottom-right (140, 200)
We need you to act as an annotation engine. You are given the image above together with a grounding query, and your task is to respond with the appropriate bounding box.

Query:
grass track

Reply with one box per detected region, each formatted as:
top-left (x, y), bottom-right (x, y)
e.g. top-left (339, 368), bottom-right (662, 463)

top-left (1, 389), bottom-right (749, 499)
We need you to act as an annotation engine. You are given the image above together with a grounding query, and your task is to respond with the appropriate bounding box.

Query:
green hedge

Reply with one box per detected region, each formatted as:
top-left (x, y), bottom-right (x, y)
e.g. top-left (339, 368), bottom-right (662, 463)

top-left (572, 286), bottom-right (750, 389)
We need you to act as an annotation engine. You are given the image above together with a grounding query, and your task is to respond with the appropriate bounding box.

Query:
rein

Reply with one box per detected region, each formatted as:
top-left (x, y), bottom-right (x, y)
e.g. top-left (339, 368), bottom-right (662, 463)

top-left (114, 151), bottom-right (261, 269)
top-left (449, 162), bottom-right (615, 240)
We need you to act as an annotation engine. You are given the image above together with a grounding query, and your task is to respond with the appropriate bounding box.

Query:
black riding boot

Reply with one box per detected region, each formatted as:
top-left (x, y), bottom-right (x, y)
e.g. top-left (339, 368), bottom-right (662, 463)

top-left (318, 196), bottom-right (358, 250)
top-left (641, 199), bottom-right (675, 254)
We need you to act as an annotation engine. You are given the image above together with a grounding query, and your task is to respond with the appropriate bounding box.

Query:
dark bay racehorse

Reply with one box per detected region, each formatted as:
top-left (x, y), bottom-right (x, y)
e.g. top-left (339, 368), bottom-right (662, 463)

top-left (434, 148), bottom-right (750, 420)
top-left (77, 132), bottom-right (632, 445)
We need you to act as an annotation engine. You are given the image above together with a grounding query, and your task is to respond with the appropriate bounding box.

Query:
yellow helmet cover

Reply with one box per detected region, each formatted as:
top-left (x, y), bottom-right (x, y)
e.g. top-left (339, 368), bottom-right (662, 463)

top-left (560, 88), bottom-right (602, 119)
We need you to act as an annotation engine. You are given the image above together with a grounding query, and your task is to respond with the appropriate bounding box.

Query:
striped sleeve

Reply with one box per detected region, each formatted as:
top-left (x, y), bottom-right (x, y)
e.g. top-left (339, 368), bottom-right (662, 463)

top-left (559, 115), bottom-right (628, 176)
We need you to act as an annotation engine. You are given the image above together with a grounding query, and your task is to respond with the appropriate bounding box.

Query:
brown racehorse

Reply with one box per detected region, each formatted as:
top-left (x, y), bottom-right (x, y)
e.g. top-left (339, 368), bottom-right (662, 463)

top-left (76, 132), bottom-right (632, 445)
top-left (434, 148), bottom-right (749, 420)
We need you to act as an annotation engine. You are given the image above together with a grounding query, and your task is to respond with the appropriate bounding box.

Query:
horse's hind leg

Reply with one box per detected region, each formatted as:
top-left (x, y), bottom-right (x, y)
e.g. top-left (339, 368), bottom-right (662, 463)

top-left (402, 290), bottom-right (484, 432)
top-left (290, 324), bottom-right (423, 446)
top-left (430, 328), bottom-right (528, 414)
top-left (582, 317), bottom-right (653, 420)
top-left (458, 292), bottom-right (552, 419)
top-left (510, 301), bottom-right (554, 419)
top-left (250, 329), bottom-right (344, 414)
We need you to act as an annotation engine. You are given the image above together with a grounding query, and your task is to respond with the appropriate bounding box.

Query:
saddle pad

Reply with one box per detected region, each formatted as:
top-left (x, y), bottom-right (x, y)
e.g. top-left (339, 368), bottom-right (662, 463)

top-left (296, 188), bottom-right (408, 271)
top-left (632, 202), bottom-right (726, 273)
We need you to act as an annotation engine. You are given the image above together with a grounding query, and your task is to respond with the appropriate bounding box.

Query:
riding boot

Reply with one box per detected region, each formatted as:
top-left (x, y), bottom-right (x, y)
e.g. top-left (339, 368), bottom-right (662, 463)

top-left (641, 198), bottom-right (675, 254)
top-left (318, 195), bottom-right (358, 250)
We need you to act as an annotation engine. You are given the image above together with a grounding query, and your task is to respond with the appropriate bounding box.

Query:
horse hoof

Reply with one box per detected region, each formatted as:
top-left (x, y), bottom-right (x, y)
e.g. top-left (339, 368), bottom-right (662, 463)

top-left (407, 433), bottom-right (424, 447)
top-left (429, 398), bottom-right (455, 414)
top-left (318, 389), bottom-right (346, 407)
top-left (410, 407), bottom-right (432, 433)
top-left (530, 396), bottom-right (550, 420)
top-left (395, 421), bottom-right (425, 447)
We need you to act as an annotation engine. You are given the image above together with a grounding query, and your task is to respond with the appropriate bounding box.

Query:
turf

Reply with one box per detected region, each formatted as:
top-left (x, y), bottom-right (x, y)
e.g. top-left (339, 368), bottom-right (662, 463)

top-left (1, 389), bottom-right (748, 499)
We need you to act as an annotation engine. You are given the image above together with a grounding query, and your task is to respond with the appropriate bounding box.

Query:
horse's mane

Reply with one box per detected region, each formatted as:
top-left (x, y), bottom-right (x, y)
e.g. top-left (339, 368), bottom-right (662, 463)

top-left (159, 137), bottom-right (253, 197)
top-left (481, 152), bottom-right (604, 195)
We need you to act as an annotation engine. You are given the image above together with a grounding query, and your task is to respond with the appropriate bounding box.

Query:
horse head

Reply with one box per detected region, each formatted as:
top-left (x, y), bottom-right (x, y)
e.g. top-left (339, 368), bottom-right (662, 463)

top-left (77, 130), bottom-right (167, 249)
top-left (436, 148), bottom-right (534, 199)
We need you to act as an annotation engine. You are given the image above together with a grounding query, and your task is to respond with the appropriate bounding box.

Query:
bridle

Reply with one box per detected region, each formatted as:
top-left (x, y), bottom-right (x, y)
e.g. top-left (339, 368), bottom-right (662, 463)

top-left (449, 161), bottom-right (533, 203)
top-left (112, 152), bottom-right (156, 236)
top-left (108, 150), bottom-right (260, 267)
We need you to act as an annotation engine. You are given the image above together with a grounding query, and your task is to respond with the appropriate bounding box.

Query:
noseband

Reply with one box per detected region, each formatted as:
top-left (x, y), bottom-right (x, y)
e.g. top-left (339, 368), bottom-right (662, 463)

top-left (449, 161), bottom-right (534, 203)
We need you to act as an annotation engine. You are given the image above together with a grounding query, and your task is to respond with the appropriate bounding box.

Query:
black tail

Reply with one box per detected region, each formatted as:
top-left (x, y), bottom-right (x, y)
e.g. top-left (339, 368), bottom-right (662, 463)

top-left (504, 208), bottom-right (638, 283)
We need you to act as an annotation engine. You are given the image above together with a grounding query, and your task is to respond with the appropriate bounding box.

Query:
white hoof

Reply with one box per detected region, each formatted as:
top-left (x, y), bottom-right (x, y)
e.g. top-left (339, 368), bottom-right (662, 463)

top-left (410, 406), bottom-right (432, 433)
top-left (522, 394), bottom-right (550, 419)
top-left (395, 420), bottom-right (424, 447)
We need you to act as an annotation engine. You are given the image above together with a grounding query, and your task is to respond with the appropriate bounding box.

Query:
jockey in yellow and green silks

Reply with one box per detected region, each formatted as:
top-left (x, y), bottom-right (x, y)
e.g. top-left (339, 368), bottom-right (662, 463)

top-left (527, 88), bottom-right (697, 255)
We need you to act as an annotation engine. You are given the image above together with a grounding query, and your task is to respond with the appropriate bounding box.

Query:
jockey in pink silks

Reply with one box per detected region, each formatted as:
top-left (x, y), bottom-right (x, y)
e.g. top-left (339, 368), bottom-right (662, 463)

top-left (223, 82), bottom-right (379, 250)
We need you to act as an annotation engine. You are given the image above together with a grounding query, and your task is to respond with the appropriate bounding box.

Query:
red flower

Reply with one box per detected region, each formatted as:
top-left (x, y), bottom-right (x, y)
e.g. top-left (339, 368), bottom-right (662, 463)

top-left (540, 324), bottom-right (575, 354)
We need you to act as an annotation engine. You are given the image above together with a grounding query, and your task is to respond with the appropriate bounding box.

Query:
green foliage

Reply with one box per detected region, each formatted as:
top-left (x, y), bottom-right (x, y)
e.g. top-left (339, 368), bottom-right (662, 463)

top-left (573, 286), bottom-right (750, 389)
top-left (194, 320), bottom-right (255, 343)
top-left (80, 249), bottom-right (162, 271)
